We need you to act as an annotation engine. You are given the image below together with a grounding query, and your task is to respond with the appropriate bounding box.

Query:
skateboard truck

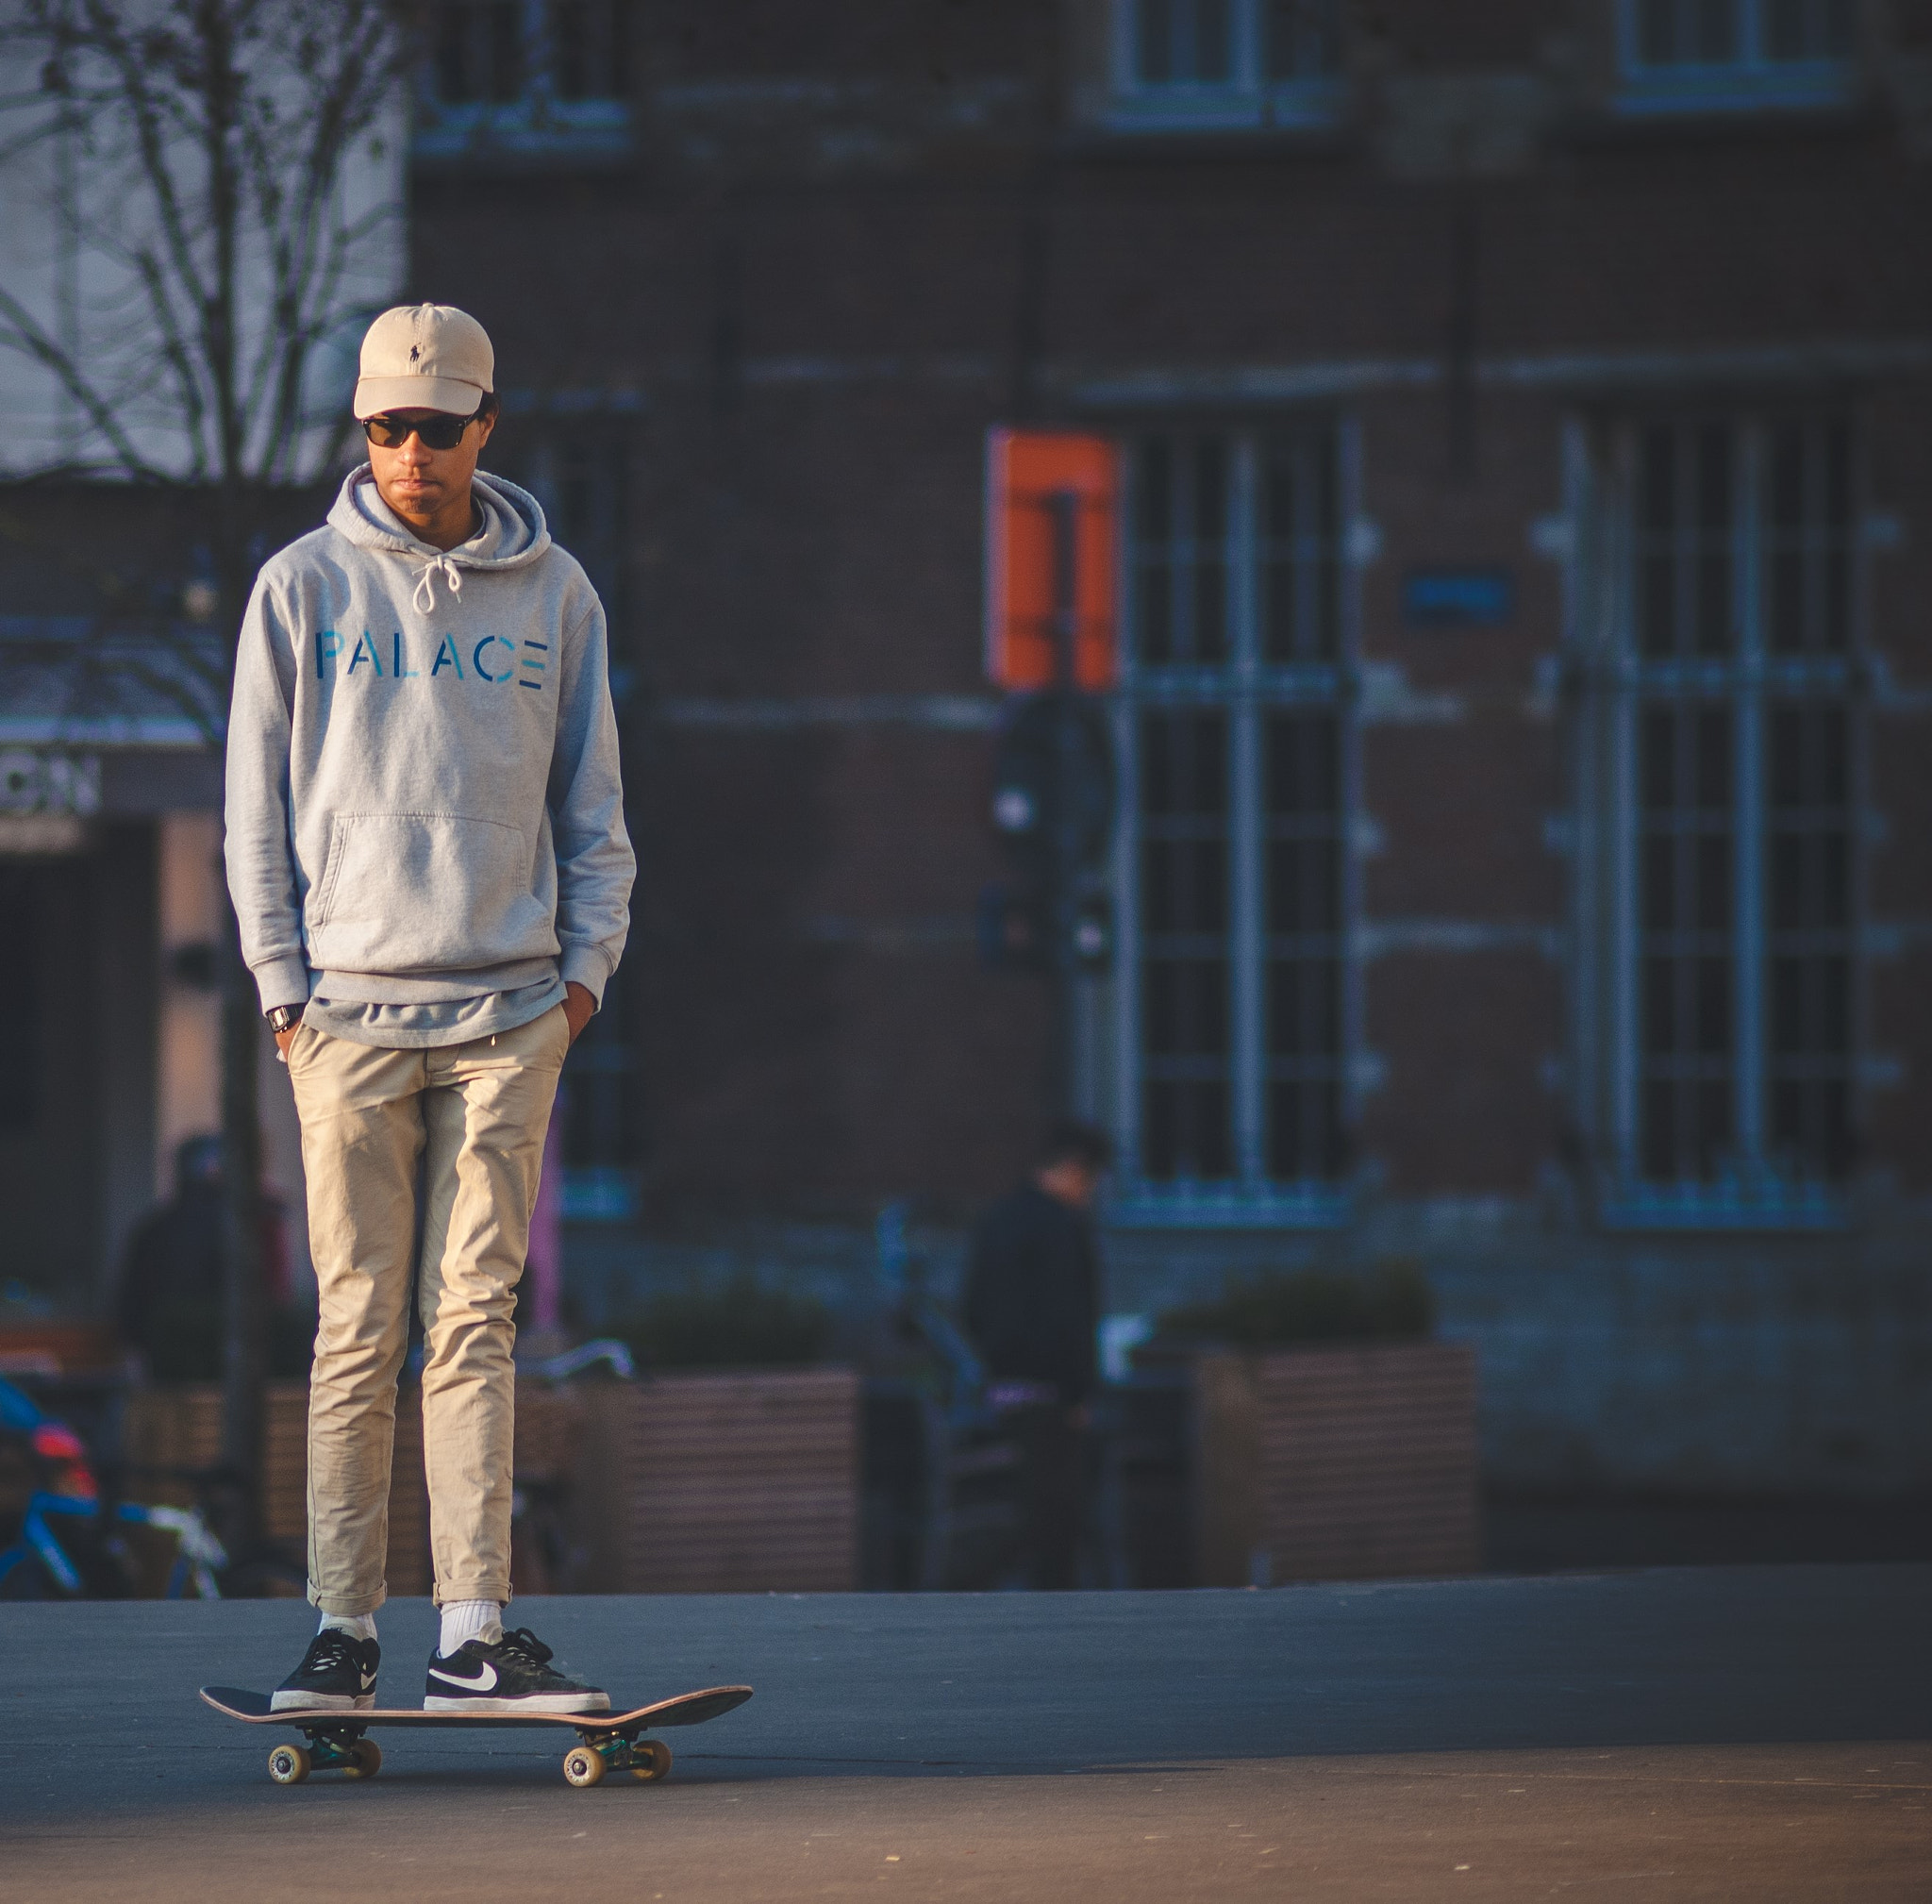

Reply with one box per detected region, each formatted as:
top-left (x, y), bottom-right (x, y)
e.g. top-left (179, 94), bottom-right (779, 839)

top-left (269, 1723), bottom-right (381, 1784)
top-left (560, 1727), bottom-right (673, 1788)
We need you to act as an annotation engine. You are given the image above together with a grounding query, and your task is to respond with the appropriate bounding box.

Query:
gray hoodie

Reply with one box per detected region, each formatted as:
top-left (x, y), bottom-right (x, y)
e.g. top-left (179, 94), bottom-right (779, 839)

top-left (225, 466), bottom-right (634, 1019)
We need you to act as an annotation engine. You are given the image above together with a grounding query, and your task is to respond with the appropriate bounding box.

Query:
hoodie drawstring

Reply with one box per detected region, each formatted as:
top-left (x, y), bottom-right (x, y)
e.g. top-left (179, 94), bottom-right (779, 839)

top-left (412, 552), bottom-right (462, 615)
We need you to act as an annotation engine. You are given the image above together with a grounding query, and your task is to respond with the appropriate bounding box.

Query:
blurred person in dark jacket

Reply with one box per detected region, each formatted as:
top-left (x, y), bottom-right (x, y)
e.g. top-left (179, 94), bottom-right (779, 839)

top-left (119, 1135), bottom-right (291, 1381)
top-left (962, 1120), bottom-right (1112, 1588)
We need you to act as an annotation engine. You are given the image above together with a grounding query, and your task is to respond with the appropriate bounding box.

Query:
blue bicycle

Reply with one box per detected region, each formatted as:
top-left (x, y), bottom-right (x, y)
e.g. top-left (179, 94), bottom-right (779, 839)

top-left (0, 1377), bottom-right (228, 1598)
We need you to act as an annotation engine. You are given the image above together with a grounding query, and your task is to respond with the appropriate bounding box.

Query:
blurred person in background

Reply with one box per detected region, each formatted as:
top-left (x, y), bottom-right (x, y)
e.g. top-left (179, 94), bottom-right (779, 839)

top-left (962, 1119), bottom-right (1113, 1589)
top-left (118, 1135), bottom-right (291, 1383)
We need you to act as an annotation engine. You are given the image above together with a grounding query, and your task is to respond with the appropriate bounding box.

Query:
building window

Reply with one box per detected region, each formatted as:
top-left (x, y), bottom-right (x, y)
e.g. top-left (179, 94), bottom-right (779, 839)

top-left (1619, 0), bottom-right (1856, 112)
top-left (1581, 413), bottom-right (1858, 1228)
top-left (1111, 0), bottom-right (1343, 129)
top-left (1113, 426), bottom-right (1352, 1226)
top-left (417, 0), bottom-right (631, 159)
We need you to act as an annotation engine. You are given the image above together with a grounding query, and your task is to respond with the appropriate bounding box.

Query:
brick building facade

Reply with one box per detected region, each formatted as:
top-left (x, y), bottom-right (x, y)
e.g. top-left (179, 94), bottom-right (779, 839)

top-left (406, 0), bottom-right (1932, 1489)
top-left (416, 1), bottom-right (1932, 1233)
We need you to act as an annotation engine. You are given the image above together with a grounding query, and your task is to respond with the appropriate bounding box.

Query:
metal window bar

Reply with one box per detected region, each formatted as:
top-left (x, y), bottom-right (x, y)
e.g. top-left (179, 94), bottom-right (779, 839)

top-left (1765, 700), bottom-right (1854, 1177)
top-left (1120, 427), bottom-right (1349, 1205)
top-left (1636, 701), bottom-right (1736, 1181)
top-left (1262, 710), bottom-right (1344, 1179)
top-left (1636, 421), bottom-right (1736, 660)
top-left (545, 0), bottom-right (630, 102)
top-left (1764, 0), bottom-right (1853, 59)
top-left (1637, 0), bottom-right (1740, 65)
top-left (1613, 411), bottom-right (1859, 1204)
top-left (1263, 0), bottom-right (1341, 82)
top-left (1133, 436), bottom-right (1233, 666)
top-left (430, 0), bottom-right (630, 109)
top-left (1134, 0), bottom-right (1234, 84)
top-left (1631, 0), bottom-right (1851, 68)
top-left (1766, 416), bottom-right (1852, 656)
top-left (1137, 707), bottom-right (1234, 1179)
top-left (1259, 426), bottom-right (1340, 664)
top-left (434, 2), bottom-right (525, 104)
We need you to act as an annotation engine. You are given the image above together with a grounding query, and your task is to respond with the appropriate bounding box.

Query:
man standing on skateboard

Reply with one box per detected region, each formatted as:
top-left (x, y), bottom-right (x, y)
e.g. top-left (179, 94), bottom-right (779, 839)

top-left (225, 304), bottom-right (633, 1712)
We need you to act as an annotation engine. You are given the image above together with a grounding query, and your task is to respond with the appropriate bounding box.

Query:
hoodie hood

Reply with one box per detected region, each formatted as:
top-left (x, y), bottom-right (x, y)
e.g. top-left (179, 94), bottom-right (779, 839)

top-left (328, 464), bottom-right (551, 613)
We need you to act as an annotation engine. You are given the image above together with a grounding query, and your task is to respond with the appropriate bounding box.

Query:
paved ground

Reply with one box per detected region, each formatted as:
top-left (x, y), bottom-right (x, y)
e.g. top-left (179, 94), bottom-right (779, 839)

top-left (2, 1567), bottom-right (1925, 1901)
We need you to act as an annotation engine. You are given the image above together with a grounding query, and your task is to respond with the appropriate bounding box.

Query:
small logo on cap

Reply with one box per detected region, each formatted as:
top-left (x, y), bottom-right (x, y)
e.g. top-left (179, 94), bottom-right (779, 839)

top-left (408, 343), bottom-right (422, 362)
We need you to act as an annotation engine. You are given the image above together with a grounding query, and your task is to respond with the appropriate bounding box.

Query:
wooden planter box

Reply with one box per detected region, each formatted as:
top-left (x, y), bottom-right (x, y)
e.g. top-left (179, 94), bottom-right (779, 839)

top-left (122, 1380), bottom-right (432, 1595)
top-left (121, 1367), bottom-right (860, 1598)
top-left (569, 1368), bottom-right (860, 1595)
top-left (0, 1323), bottom-right (122, 1379)
top-left (1193, 1342), bottom-right (1480, 1587)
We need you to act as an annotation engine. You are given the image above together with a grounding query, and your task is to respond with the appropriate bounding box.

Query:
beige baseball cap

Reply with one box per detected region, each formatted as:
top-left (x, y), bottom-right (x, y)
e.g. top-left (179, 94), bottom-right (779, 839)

top-left (352, 303), bottom-right (494, 419)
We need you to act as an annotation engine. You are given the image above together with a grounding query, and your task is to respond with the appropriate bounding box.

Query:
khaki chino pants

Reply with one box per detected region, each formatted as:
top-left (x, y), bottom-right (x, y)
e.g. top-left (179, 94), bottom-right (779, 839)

top-left (288, 1005), bottom-right (568, 1614)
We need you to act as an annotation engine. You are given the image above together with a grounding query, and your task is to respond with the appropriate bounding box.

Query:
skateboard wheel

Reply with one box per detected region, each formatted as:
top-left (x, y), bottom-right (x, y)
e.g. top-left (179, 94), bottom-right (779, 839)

top-left (344, 1739), bottom-right (382, 1779)
top-left (563, 1745), bottom-right (606, 1788)
top-left (631, 1740), bottom-right (672, 1782)
top-left (268, 1745), bottom-right (310, 1786)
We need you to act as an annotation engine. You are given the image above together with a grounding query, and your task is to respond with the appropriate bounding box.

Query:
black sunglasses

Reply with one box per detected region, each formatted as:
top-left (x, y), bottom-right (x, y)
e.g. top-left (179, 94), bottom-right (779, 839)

top-left (361, 409), bottom-right (484, 451)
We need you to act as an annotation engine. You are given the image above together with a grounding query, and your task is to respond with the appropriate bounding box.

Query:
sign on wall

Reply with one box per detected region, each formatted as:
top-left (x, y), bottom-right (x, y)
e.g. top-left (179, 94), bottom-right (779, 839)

top-left (1401, 567), bottom-right (1516, 627)
top-left (984, 429), bottom-right (1121, 692)
top-left (0, 749), bottom-right (101, 854)
top-left (0, 750), bottom-right (102, 815)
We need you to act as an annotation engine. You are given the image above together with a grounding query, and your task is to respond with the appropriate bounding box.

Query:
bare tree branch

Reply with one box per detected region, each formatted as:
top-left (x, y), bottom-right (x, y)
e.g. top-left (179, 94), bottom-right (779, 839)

top-left (4, 0), bottom-right (408, 487)
top-left (0, 280), bottom-right (170, 478)
top-left (0, 0), bottom-right (412, 1547)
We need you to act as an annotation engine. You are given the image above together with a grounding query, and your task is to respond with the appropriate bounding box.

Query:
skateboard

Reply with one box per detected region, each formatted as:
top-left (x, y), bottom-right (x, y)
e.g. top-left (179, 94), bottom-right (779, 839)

top-left (199, 1682), bottom-right (754, 1788)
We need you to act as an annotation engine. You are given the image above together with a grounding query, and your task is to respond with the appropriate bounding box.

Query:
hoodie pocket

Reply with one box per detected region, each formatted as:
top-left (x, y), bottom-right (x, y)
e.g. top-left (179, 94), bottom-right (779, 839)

top-left (307, 812), bottom-right (555, 973)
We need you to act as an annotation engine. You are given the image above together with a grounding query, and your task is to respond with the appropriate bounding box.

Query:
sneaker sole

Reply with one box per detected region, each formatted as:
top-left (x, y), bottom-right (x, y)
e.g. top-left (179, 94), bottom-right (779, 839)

top-left (271, 1691), bottom-right (375, 1712)
top-left (422, 1693), bottom-right (611, 1714)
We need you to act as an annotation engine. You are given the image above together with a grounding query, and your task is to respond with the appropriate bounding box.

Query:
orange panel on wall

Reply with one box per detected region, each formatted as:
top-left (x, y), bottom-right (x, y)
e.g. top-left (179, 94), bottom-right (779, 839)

top-left (983, 428), bottom-right (1121, 692)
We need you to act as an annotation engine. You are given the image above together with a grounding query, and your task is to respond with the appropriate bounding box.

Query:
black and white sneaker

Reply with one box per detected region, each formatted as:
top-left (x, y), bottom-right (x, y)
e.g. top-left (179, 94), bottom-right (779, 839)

top-left (423, 1627), bottom-right (609, 1714)
top-left (270, 1630), bottom-right (380, 1711)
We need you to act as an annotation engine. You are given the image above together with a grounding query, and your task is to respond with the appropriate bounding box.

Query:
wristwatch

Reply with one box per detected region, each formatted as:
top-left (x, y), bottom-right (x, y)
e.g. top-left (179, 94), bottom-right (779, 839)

top-left (265, 1005), bottom-right (302, 1036)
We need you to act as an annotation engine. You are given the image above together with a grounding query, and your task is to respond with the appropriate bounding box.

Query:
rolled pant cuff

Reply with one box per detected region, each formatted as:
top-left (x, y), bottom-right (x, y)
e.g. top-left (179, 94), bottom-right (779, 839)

top-left (309, 1584), bottom-right (388, 1618)
top-left (432, 1581), bottom-right (511, 1611)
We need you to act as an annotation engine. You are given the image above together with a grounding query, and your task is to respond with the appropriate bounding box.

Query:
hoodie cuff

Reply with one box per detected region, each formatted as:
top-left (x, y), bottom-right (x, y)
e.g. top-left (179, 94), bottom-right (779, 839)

top-left (559, 945), bottom-right (613, 1007)
top-left (253, 955), bottom-right (311, 1015)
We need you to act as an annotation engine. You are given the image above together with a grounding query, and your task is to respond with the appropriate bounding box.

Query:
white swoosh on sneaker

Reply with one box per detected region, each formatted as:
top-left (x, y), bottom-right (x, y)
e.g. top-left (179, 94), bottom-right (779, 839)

top-left (359, 1672), bottom-right (377, 1691)
top-left (429, 1661), bottom-right (498, 1692)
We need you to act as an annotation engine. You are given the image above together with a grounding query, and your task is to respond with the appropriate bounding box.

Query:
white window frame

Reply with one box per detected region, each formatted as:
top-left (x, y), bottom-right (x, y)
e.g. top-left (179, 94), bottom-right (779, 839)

top-left (1108, 421), bottom-right (1360, 1229)
top-left (1569, 411), bottom-right (1863, 1231)
top-left (1107, 0), bottom-right (1345, 132)
top-left (1616, 0), bottom-right (1857, 116)
top-left (415, 0), bottom-right (632, 160)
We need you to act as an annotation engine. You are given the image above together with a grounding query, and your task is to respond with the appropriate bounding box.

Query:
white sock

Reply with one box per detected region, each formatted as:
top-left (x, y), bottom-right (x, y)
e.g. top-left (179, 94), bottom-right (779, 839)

top-left (319, 1612), bottom-right (376, 1643)
top-left (440, 1599), bottom-right (503, 1656)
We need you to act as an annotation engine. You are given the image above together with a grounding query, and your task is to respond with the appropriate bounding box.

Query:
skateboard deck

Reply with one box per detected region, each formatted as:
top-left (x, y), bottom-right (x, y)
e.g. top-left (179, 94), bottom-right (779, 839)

top-left (200, 1683), bottom-right (754, 1787)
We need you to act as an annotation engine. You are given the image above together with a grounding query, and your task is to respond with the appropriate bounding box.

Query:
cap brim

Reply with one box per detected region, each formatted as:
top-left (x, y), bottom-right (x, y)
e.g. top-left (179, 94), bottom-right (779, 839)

top-left (353, 375), bottom-right (489, 420)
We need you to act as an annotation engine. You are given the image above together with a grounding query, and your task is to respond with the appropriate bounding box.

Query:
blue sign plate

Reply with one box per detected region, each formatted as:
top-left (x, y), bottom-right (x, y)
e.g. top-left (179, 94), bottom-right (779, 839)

top-left (1403, 567), bottom-right (1515, 626)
